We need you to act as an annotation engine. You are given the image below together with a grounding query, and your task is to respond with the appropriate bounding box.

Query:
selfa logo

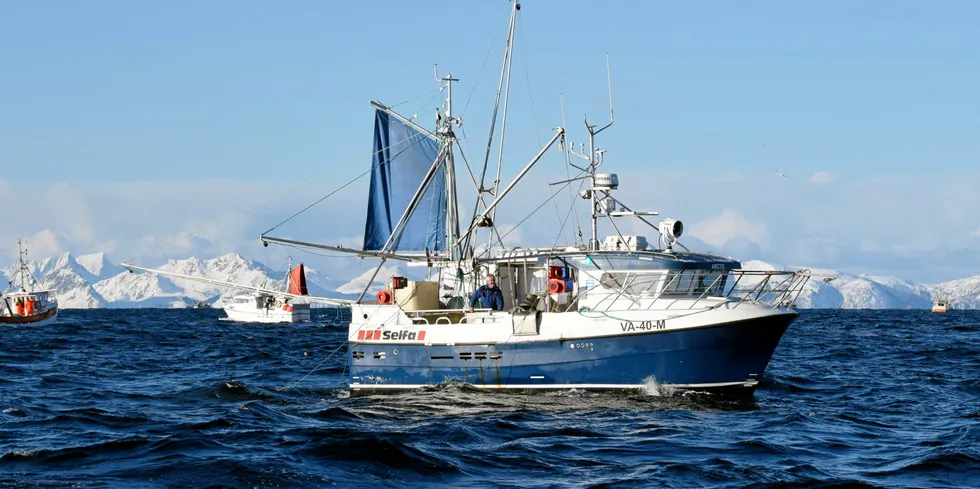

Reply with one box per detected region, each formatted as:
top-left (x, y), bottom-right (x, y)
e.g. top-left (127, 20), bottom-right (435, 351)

top-left (356, 329), bottom-right (427, 341)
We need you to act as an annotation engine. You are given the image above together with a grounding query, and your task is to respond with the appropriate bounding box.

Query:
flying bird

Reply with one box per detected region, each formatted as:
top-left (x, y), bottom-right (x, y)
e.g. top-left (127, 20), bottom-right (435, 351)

top-left (774, 169), bottom-right (788, 178)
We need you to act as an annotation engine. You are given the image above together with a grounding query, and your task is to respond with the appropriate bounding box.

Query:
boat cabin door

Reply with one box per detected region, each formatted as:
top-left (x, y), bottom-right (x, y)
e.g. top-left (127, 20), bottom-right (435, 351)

top-left (494, 263), bottom-right (548, 312)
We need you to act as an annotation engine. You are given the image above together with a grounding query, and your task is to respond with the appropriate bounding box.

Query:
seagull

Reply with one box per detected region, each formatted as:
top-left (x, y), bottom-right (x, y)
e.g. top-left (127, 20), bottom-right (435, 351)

top-left (774, 169), bottom-right (788, 178)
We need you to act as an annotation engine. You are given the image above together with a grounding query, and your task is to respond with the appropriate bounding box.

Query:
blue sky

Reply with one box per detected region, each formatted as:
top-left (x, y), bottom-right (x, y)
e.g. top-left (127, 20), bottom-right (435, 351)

top-left (2, 1), bottom-right (980, 283)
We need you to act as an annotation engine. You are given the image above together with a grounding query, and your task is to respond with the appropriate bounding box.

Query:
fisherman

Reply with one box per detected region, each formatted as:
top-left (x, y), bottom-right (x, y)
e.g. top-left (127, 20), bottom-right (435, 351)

top-left (24, 298), bottom-right (35, 316)
top-left (469, 274), bottom-right (504, 312)
top-left (14, 298), bottom-right (24, 316)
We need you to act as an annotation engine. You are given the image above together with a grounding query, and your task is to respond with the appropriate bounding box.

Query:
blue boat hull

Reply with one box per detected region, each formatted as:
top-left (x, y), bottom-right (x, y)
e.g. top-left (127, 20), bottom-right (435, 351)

top-left (348, 313), bottom-right (796, 393)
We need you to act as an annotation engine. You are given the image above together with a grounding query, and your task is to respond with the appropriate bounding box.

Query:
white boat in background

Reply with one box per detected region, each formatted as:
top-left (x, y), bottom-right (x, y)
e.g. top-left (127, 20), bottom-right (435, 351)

top-left (932, 298), bottom-right (951, 313)
top-left (1, 239), bottom-right (59, 326)
top-left (220, 263), bottom-right (312, 323)
top-left (122, 259), bottom-right (344, 323)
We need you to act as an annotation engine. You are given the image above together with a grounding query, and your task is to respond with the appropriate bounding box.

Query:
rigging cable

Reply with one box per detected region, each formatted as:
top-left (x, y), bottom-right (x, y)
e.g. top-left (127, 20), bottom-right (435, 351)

top-left (517, 19), bottom-right (566, 234)
top-left (495, 168), bottom-right (589, 245)
top-left (459, 1), bottom-right (512, 119)
top-left (454, 0), bottom-right (511, 183)
top-left (551, 177), bottom-right (590, 250)
top-left (122, 89), bottom-right (443, 264)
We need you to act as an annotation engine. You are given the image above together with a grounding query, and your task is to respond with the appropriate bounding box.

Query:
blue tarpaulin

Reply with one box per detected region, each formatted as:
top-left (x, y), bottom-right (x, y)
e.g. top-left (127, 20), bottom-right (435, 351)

top-left (363, 110), bottom-right (447, 252)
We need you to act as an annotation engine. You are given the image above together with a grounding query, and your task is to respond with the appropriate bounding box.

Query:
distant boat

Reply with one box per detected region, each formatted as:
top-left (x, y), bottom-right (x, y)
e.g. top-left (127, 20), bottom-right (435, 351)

top-left (1, 239), bottom-right (59, 326)
top-left (220, 262), bottom-right (313, 323)
top-left (122, 258), bottom-right (344, 323)
top-left (932, 298), bottom-right (951, 313)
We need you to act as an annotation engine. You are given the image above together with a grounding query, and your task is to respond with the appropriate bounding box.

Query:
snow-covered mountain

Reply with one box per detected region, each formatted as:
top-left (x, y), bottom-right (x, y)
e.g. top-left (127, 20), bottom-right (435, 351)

top-left (4, 252), bottom-right (980, 309)
top-left (2, 252), bottom-right (373, 309)
top-left (741, 260), bottom-right (946, 309)
top-left (3, 252), bottom-right (110, 308)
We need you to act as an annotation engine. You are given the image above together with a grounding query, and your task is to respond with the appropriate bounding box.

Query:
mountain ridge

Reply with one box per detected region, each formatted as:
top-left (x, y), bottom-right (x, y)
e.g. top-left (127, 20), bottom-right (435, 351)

top-left (2, 252), bottom-right (384, 309)
top-left (3, 252), bottom-right (979, 309)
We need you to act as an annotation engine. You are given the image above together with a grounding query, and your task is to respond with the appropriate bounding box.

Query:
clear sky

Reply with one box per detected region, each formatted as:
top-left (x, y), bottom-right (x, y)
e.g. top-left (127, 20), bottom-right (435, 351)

top-left (2, 1), bottom-right (979, 283)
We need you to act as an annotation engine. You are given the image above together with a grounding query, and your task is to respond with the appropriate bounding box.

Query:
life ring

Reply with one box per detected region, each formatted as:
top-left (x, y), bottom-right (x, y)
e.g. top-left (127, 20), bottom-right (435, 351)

top-left (275, 300), bottom-right (282, 308)
top-left (377, 290), bottom-right (393, 304)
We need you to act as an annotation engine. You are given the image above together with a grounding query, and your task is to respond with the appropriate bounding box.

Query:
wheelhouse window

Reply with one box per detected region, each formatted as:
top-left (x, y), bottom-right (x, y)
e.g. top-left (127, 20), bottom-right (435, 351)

top-left (661, 270), bottom-right (728, 296)
top-left (598, 272), bottom-right (661, 296)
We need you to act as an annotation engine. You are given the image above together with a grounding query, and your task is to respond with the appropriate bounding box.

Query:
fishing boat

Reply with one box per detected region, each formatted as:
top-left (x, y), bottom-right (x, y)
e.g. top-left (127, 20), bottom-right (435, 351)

top-left (932, 298), bottom-right (951, 313)
top-left (123, 259), bottom-right (333, 323)
top-left (259, 1), bottom-right (810, 393)
top-left (1, 239), bottom-right (59, 326)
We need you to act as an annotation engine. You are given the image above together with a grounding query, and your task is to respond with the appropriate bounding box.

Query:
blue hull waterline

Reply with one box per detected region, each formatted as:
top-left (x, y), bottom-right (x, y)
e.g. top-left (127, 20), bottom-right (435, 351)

top-left (349, 313), bottom-right (796, 393)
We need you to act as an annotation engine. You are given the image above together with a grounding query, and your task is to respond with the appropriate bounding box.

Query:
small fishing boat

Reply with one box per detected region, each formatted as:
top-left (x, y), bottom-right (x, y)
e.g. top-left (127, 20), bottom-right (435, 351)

top-left (1, 239), bottom-right (59, 326)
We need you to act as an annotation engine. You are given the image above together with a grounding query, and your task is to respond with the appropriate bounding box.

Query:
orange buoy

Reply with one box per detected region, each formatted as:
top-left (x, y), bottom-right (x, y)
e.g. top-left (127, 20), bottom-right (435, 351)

top-left (548, 279), bottom-right (565, 294)
top-left (377, 290), bottom-right (393, 304)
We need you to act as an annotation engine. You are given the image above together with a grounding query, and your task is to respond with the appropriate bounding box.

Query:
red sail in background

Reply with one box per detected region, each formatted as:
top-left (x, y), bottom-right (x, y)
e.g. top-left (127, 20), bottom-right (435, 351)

top-left (289, 264), bottom-right (309, 296)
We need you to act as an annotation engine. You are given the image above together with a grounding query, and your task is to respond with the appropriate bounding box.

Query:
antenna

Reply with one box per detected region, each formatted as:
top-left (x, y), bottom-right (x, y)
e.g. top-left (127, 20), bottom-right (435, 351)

top-left (580, 54), bottom-right (616, 250)
top-left (584, 53), bottom-right (615, 137)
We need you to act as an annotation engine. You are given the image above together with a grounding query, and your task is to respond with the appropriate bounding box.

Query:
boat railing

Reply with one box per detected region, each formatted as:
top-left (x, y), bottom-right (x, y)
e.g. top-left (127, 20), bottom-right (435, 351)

top-left (578, 267), bottom-right (811, 312)
top-left (726, 269), bottom-right (811, 309)
top-left (404, 308), bottom-right (490, 325)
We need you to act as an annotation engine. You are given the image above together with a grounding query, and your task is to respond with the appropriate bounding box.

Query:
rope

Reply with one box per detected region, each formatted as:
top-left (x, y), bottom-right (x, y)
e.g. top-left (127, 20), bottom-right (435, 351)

top-left (279, 244), bottom-right (349, 258)
top-left (265, 110), bottom-right (453, 237)
top-left (576, 306), bottom-right (632, 323)
top-left (123, 89), bottom-right (444, 265)
top-left (460, 1), bottom-right (512, 119)
top-left (495, 168), bottom-right (588, 243)
top-left (285, 302), bottom-right (407, 391)
top-left (517, 20), bottom-right (565, 231)
top-left (283, 340), bottom-right (347, 391)
top-left (414, 90), bottom-right (445, 123)
top-left (455, 128), bottom-right (556, 141)
top-left (390, 88), bottom-right (443, 110)
top-left (261, 167), bottom-right (371, 236)
top-left (551, 176), bottom-right (589, 249)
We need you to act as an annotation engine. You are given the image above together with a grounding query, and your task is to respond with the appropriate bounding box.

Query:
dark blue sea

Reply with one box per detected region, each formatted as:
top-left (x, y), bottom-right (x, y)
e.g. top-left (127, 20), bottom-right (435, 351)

top-left (1, 309), bottom-right (978, 488)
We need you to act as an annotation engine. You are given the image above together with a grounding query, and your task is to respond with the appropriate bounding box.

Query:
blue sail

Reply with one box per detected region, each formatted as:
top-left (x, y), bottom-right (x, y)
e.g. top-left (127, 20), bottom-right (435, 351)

top-left (363, 109), bottom-right (447, 252)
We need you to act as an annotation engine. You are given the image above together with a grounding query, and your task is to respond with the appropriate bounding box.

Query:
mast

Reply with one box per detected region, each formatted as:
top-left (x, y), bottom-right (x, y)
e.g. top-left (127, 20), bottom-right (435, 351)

top-left (462, 0), bottom-right (520, 260)
top-left (434, 65), bottom-right (462, 260)
top-left (488, 0), bottom-right (520, 252)
top-left (584, 55), bottom-right (615, 251)
top-left (16, 239), bottom-right (29, 292)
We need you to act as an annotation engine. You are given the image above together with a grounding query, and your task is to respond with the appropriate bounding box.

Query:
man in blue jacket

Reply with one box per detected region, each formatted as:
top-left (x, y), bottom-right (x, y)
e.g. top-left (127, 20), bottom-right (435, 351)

top-left (469, 274), bottom-right (504, 312)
